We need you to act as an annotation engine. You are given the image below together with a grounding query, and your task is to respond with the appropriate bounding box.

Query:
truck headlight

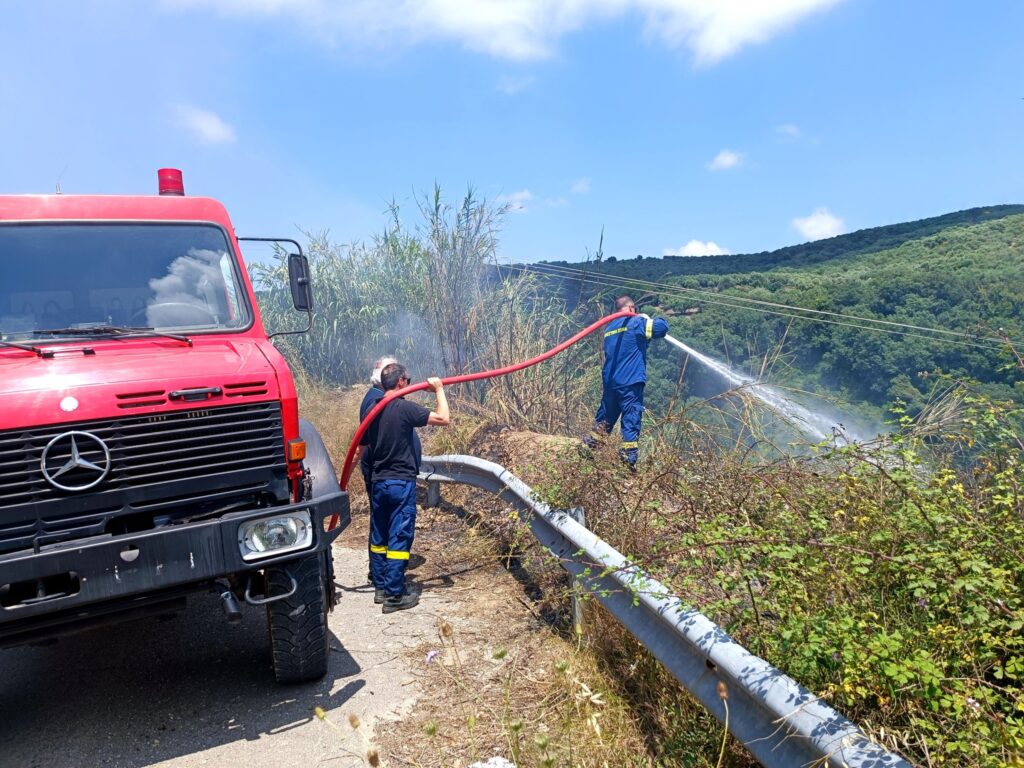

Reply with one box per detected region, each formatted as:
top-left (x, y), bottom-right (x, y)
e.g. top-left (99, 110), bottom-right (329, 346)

top-left (238, 511), bottom-right (314, 561)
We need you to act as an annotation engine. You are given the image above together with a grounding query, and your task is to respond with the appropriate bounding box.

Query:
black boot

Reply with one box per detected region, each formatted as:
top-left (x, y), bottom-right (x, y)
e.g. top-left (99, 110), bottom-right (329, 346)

top-left (382, 591), bottom-right (419, 613)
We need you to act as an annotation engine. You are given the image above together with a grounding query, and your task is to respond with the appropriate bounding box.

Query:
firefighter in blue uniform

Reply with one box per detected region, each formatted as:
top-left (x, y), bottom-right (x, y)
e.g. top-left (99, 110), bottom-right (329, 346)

top-left (367, 363), bottom-right (449, 613)
top-left (360, 358), bottom-right (425, 604)
top-left (586, 296), bottom-right (669, 468)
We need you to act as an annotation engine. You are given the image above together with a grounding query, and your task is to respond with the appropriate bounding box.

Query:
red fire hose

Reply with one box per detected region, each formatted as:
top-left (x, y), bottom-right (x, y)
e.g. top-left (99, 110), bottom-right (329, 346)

top-left (328, 310), bottom-right (634, 528)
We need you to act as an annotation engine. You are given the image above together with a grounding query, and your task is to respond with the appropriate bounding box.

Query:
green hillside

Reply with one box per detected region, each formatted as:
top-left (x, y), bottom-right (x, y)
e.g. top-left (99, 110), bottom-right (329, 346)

top-left (541, 204), bottom-right (1024, 278)
top-left (540, 207), bottom-right (1024, 418)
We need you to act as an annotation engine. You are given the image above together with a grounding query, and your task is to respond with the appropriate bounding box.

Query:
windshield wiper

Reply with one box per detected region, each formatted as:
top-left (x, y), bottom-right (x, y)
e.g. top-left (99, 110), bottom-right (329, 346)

top-left (33, 325), bottom-right (193, 346)
top-left (0, 338), bottom-right (55, 358)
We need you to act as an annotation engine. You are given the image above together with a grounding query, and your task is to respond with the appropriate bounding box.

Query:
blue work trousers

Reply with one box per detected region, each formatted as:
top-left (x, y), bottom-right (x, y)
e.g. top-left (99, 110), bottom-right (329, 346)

top-left (369, 479), bottom-right (417, 597)
top-left (591, 382), bottom-right (645, 465)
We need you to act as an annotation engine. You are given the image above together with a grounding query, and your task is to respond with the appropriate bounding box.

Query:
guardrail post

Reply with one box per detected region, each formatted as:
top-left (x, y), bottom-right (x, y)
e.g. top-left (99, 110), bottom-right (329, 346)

top-left (566, 506), bottom-right (585, 636)
top-left (426, 480), bottom-right (441, 508)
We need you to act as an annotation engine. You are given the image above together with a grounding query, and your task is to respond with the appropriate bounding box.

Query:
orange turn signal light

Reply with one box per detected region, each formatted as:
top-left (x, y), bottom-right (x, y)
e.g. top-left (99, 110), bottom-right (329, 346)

top-left (287, 439), bottom-right (307, 462)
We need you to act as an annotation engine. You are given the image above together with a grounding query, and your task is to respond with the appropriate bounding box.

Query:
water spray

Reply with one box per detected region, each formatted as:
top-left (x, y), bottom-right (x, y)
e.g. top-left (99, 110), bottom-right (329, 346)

top-left (665, 334), bottom-right (860, 444)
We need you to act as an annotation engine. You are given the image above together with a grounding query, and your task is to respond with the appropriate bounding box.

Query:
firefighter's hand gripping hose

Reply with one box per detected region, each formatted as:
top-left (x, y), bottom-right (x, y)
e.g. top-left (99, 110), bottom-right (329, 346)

top-left (328, 310), bottom-right (635, 528)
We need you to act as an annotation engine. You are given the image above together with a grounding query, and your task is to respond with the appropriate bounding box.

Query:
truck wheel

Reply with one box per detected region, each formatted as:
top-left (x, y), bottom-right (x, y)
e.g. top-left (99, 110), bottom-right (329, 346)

top-left (266, 553), bottom-right (330, 684)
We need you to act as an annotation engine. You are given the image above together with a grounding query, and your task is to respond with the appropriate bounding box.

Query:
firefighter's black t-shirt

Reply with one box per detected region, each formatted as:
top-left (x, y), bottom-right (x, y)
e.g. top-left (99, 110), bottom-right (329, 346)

top-left (368, 396), bottom-right (431, 481)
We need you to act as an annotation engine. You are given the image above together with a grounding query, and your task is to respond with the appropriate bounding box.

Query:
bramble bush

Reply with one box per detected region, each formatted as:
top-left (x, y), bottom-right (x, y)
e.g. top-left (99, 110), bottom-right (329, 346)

top-left (529, 386), bottom-right (1023, 766)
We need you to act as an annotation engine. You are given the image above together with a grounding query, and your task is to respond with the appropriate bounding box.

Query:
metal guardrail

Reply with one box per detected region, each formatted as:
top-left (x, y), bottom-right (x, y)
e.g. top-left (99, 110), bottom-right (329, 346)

top-left (419, 454), bottom-right (912, 768)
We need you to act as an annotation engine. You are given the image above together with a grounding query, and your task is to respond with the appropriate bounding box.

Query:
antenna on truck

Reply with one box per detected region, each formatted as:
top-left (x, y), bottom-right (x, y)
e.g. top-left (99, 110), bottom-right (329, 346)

top-left (55, 164), bottom-right (68, 194)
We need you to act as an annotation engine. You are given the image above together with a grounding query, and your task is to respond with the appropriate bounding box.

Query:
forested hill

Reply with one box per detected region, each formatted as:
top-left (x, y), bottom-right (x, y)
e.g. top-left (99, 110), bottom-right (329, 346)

top-left (533, 206), bottom-right (1024, 418)
top-left (540, 204), bottom-right (1024, 278)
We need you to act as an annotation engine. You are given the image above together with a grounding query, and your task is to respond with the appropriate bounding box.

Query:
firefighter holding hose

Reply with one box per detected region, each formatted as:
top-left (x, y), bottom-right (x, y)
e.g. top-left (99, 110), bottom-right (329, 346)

top-left (585, 296), bottom-right (669, 469)
top-left (366, 363), bottom-right (450, 613)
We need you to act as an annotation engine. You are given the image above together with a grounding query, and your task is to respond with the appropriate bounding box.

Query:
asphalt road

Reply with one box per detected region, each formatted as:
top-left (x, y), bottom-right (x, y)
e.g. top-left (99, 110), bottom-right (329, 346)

top-left (0, 546), bottom-right (430, 768)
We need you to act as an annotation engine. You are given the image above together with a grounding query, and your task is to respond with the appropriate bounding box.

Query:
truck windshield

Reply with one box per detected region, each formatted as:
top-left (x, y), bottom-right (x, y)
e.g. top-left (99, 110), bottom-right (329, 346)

top-left (0, 223), bottom-right (251, 341)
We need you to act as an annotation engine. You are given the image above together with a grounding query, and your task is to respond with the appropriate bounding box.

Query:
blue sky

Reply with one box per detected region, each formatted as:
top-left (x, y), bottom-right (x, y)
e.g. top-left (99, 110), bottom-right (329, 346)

top-left (3, 1), bottom-right (1022, 263)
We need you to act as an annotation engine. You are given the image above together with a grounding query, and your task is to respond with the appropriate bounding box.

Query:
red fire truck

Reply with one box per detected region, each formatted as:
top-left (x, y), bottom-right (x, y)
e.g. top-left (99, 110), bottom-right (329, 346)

top-left (0, 169), bottom-right (349, 683)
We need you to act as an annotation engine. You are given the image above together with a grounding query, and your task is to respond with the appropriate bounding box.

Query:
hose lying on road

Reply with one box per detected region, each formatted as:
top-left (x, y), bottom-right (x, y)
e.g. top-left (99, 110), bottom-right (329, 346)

top-left (329, 309), bottom-right (635, 527)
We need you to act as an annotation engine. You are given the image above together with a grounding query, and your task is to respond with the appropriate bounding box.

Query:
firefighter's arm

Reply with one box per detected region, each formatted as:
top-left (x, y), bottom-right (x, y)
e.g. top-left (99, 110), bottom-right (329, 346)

top-left (426, 377), bottom-right (450, 426)
top-left (636, 314), bottom-right (670, 340)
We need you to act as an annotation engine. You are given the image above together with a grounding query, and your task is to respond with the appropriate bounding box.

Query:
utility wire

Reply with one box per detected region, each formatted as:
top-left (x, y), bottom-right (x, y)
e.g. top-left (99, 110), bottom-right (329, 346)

top-left (510, 258), bottom-right (1012, 345)
top-left (515, 260), bottom-right (1013, 353)
top-left (497, 259), bottom-right (1018, 354)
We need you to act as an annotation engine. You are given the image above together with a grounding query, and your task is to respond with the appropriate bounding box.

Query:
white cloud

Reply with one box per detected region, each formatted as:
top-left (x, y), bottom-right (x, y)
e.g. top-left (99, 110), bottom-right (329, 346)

top-left (498, 75), bottom-right (536, 95)
top-left (664, 239), bottom-right (731, 256)
top-left (165, 0), bottom-right (845, 65)
top-left (776, 123), bottom-right (801, 138)
top-left (571, 177), bottom-right (591, 194)
top-left (707, 148), bottom-right (743, 171)
top-left (497, 189), bottom-right (533, 212)
top-left (176, 104), bottom-right (236, 144)
top-left (643, 0), bottom-right (845, 67)
top-left (545, 197), bottom-right (569, 208)
top-left (792, 207), bottom-right (844, 240)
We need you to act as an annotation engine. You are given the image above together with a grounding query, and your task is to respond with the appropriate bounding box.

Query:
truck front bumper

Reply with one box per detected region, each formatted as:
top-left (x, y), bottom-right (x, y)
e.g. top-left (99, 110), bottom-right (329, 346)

top-left (0, 491), bottom-right (349, 645)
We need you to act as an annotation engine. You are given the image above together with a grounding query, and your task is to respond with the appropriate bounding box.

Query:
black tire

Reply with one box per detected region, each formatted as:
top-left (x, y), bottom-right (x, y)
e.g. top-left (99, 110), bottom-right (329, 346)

top-left (267, 553), bottom-right (330, 684)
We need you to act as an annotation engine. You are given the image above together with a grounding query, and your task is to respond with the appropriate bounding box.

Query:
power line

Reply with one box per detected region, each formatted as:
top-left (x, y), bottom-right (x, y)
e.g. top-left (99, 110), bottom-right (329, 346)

top-left (515, 259), bottom-right (1014, 345)
top-left (497, 259), bottom-right (1017, 354)
top-left (514, 260), bottom-right (1013, 352)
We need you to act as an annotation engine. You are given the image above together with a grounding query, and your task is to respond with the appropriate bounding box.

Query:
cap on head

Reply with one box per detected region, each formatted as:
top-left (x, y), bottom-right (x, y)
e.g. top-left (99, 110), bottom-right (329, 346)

top-left (371, 356), bottom-right (398, 388)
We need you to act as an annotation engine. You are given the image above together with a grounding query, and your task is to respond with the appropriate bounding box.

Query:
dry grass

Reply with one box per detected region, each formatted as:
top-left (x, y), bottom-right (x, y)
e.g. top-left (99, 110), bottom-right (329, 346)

top-left (294, 373), bottom-right (363, 468)
top-left (373, 496), bottom-right (653, 768)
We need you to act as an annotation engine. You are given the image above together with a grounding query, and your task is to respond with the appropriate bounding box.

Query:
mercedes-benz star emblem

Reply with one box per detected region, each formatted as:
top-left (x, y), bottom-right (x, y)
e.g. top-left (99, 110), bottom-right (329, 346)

top-left (41, 431), bottom-right (111, 491)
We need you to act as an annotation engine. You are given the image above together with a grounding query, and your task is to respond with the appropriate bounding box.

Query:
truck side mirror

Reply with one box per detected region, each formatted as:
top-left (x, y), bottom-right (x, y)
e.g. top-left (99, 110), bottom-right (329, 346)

top-left (237, 236), bottom-right (314, 339)
top-left (288, 253), bottom-right (314, 312)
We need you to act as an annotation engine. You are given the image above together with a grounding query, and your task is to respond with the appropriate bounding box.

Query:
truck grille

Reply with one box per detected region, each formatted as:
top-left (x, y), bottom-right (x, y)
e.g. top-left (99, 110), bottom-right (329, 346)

top-left (0, 402), bottom-right (287, 553)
